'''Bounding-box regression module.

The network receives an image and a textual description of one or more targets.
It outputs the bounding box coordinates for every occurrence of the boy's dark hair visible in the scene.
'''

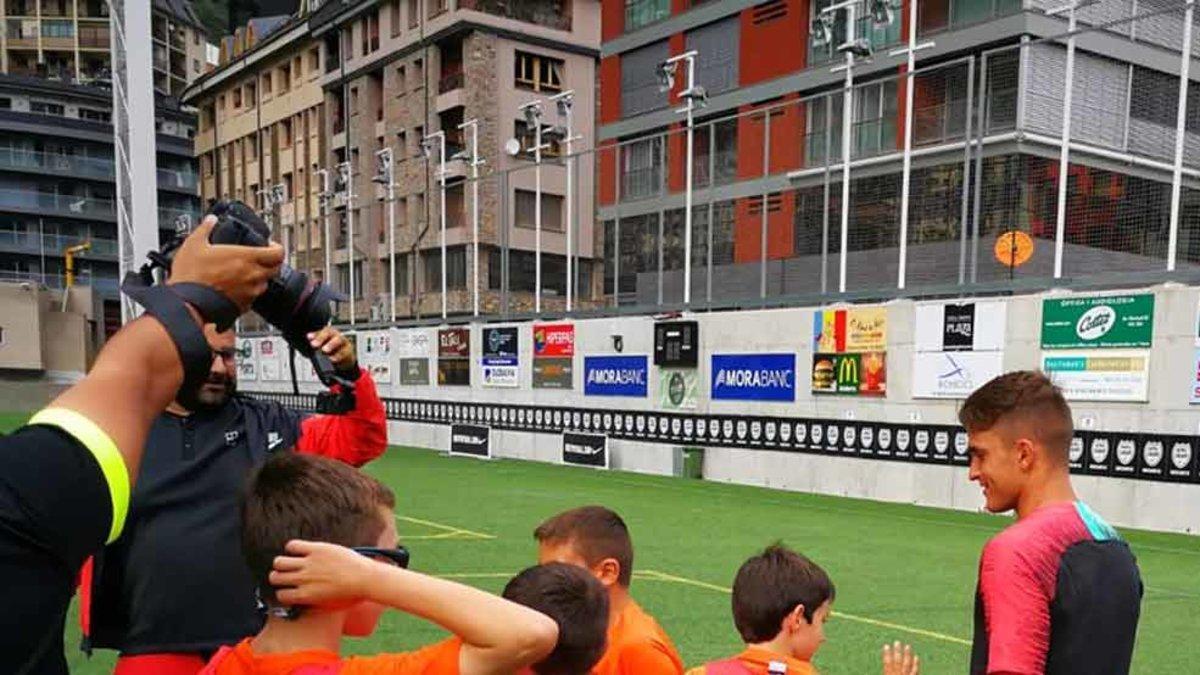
[958,370,1073,462]
[242,452,395,603]
[534,506,634,587]
[503,563,610,675]
[732,544,836,643]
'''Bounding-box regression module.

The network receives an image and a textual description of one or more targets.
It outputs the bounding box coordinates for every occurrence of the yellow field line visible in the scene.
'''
[397,515,496,540]
[439,572,515,579]
[399,532,479,541]
[640,569,971,647]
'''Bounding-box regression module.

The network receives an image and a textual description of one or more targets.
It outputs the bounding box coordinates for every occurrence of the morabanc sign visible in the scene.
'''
[1041,294,1154,350]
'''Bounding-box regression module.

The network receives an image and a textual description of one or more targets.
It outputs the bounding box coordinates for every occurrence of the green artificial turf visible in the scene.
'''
[36,443,1196,674]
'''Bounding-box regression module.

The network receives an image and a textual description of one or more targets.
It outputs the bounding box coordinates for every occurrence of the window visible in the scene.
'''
[408,0,420,28]
[490,250,568,295]
[282,172,294,201]
[809,0,900,65]
[422,247,467,289]
[393,253,410,294]
[369,11,380,51]
[278,65,290,92]
[262,72,272,96]
[391,0,402,36]
[232,87,242,109]
[413,58,424,89]
[245,81,256,106]
[397,129,408,155]
[429,0,448,18]
[218,94,226,111]
[414,191,426,222]
[79,108,110,123]
[625,0,669,32]
[515,51,563,92]
[293,56,302,82]
[350,86,359,115]
[515,190,564,231]
[308,48,320,73]
[395,64,406,93]
[337,263,364,298]
[396,196,408,226]
[193,58,200,74]
[247,133,258,157]
[620,134,664,201]
[202,153,214,176]
[30,101,65,116]
[41,19,74,38]
[0,98,11,110]
[281,119,293,148]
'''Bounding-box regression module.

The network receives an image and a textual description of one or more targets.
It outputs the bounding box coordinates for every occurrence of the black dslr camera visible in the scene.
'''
[140,200,356,413]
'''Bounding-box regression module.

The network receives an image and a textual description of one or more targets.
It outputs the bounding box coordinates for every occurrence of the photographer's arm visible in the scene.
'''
[295,327,388,467]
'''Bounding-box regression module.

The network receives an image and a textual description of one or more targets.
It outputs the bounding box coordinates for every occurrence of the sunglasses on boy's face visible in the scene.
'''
[352,546,410,568]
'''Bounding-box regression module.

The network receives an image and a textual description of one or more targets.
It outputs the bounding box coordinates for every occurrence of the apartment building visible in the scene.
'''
[0,0,207,96]
[0,0,204,339]
[187,0,600,323]
[600,0,1200,305]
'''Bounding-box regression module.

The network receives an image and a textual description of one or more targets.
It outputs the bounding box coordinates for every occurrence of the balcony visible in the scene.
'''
[459,0,571,32]
[0,229,118,259]
[5,19,38,46]
[438,68,464,94]
[0,148,115,180]
[78,26,111,49]
[157,167,199,191]
[0,269,119,293]
[159,206,200,229]
[0,189,114,218]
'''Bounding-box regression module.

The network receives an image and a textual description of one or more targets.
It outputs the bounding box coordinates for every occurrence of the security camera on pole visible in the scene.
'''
[421,131,448,320]
[548,90,581,312]
[454,118,483,317]
[373,147,396,321]
[335,160,356,324]
[315,168,333,285]
[811,0,895,294]
[655,51,705,306]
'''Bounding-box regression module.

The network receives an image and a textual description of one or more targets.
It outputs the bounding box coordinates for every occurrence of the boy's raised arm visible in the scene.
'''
[272,540,558,675]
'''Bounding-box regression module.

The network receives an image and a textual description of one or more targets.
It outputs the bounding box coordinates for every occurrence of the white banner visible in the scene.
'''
[914,300,1007,352]
[358,330,393,383]
[481,364,519,387]
[912,351,1005,399]
[257,337,284,382]
[393,328,432,359]
[1042,350,1150,402]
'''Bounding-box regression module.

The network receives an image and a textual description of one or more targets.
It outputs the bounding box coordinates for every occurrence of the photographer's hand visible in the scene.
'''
[308,326,357,374]
[169,215,284,313]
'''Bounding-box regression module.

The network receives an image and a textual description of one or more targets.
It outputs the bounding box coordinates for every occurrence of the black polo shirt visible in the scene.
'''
[0,413,126,675]
[87,395,304,656]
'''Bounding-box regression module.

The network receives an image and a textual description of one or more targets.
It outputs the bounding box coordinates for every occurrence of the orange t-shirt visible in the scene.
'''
[201,637,462,675]
[683,646,818,675]
[593,600,684,675]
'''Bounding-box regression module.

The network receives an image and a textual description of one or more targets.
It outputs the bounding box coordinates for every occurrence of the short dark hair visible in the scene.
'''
[732,544,835,643]
[242,452,395,603]
[958,370,1073,460]
[503,563,610,675]
[534,506,634,587]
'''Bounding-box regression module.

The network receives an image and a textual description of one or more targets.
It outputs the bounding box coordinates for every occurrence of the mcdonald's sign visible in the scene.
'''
[813,352,886,396]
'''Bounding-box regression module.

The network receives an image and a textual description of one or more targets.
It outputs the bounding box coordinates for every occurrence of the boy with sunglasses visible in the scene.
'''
[201,452,559,675]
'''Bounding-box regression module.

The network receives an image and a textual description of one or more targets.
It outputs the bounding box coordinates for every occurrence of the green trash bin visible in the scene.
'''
[681,447,704,480]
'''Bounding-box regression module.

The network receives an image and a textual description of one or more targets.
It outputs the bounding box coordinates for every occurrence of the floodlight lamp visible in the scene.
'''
[655,61,677,93]
[554,92,575,116]
[521,102,543,128]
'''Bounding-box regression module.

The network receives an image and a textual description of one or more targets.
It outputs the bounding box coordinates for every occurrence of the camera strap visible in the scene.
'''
[119,282,215,410]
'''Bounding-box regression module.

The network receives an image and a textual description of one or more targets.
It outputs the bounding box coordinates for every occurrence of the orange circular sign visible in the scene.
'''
[994,231,1034,268]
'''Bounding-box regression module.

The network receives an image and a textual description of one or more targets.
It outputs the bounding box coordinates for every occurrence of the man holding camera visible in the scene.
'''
[77,272,387,672]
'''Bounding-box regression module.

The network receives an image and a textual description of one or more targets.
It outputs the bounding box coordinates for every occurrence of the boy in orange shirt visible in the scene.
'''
[534,506,684,675]
[686,545,920,675]
[202,452,565,675]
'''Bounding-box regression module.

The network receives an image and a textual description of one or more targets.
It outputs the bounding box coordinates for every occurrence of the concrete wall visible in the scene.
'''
[243,281,1200,534]
[0,283,43,370]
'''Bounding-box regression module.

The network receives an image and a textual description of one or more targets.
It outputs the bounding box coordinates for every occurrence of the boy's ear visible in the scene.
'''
[784,604,808,633]
[594,557,621,588]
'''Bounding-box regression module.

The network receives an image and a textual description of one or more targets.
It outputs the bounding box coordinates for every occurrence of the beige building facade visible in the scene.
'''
[185,0,599,322]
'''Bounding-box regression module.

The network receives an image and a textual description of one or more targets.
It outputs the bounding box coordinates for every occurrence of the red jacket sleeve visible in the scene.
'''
[296,367,388,467]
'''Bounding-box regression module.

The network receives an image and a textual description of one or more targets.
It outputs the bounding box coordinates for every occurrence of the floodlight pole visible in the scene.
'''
[520,100,547,314]
[374,147,396,321]
[890,0,935,289]
[1048,1,1087,279]
[337,160,356,324]
[458,118,481,316]
[659,51,700,305]
[422,131,448,320]
[316,168,331,284]
[549,91,578,312]
[1169,1,1195,271]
